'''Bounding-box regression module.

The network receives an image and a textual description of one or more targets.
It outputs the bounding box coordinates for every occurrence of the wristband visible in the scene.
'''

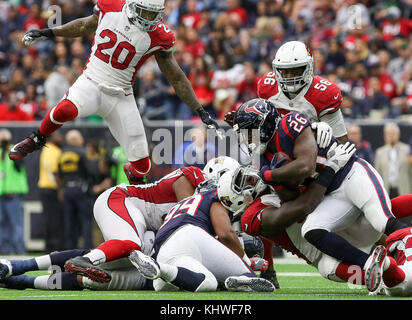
[196,107,208,120]
[314,166,335,188]
[43,28,55,38]
[263,170,273,182]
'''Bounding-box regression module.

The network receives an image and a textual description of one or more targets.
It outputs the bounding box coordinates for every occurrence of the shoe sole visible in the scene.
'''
[129,251,160,280]
[64,261,111,283]
[225,277,275,292]
[365,246,387,292]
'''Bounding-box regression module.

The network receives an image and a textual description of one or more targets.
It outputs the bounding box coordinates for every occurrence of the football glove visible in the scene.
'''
[250,256,269,272]
[325,142,356,173]
[223,110,236,127]
[196,107,224,139]
[22,29,55,46]
[259,153,289,184]
[311,122,332,149]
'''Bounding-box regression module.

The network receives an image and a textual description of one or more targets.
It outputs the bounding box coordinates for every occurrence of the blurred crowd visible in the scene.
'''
[0,0,412,122]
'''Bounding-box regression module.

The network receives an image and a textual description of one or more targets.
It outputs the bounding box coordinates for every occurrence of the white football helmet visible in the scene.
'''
[272,41,313,93]
[217,166,267,216]
[125,0,165,31]
[203,156,240,181]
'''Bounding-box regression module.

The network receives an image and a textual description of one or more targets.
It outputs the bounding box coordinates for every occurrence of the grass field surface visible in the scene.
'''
[0,256,411,301]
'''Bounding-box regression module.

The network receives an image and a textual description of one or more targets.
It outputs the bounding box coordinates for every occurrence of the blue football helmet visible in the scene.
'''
[233,98,281,155]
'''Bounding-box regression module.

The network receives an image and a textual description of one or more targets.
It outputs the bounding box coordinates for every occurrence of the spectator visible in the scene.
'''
[183,28,206,59]
[188,56,215,115]
[346,123,374,165]
[180,0,201,29]
[237,61,259,102]
[174,124,216,169]
[215,0,248,29]
[38,131,65,252]
[381,6,412,42]
[375,123,412,198]
[106,144,130,186]
[0,129,29,254]
[0,91,35,121]
[363,76,399,119]
[58,129,93,249]
[325,39,347,73]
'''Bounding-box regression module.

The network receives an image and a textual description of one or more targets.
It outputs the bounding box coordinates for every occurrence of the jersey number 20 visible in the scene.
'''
[95,29,136,70]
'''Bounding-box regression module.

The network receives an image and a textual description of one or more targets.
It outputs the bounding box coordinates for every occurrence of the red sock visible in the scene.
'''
[336,262,365,285]
[130,157,151,177]
[96,239,141,262]
[260,237,274,266]
[383,256,406,288]
[39,99,78,136]
[391,195,412,219]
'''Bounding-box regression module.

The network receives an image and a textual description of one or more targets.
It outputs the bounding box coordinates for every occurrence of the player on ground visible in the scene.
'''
[232,98,410,292]
[63,157,241,283]
[128,179,274,293]
[0,239,153,291]
[9,0,219,184]
[221,165,407,293]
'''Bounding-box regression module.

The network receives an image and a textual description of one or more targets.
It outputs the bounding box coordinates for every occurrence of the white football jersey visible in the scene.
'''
[257,72,347,138]
[83,0,175,93]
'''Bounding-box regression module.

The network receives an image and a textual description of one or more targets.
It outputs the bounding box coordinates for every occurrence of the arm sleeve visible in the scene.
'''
[319,109,347,138]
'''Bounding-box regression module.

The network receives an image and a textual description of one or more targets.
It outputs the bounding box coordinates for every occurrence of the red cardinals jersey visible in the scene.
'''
[257,72,347,138]
[84,0,176,93]
[240,193,321,265]
[110,166,205,230]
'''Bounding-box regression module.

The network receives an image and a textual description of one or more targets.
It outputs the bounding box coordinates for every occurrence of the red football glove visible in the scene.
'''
[250,256,269,271]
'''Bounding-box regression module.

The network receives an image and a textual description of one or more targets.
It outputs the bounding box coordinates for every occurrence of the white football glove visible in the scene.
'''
[22,29,54,46]
[312,122,333,149]
[325,142,356,173]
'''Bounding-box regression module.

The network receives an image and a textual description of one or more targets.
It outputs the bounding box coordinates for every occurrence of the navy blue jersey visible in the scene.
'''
[154,188,220,254]
[263,112,356,193]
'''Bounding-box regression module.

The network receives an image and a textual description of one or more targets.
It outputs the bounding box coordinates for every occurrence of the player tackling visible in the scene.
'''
[9,0,219,183]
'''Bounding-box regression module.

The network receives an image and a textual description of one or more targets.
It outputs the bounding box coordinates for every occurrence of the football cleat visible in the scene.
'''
[224,275,275,292]
[365,245,387,293]
[8,131,47,161]
[0,259,12,281]
[123,163,147,185]
[64,256,111,283]
[259,269,280,289]
[128,250,160,280]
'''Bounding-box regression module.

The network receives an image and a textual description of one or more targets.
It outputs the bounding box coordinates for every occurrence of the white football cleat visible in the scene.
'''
[224,275,275,292]
[128,250,160,280]
[364,245,387,293]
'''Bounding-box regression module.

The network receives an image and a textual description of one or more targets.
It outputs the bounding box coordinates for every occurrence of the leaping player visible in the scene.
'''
[9,0,219,184]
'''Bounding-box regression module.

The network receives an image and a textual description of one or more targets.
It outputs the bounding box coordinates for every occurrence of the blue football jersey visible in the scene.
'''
[154,188,220,254]
[264,112,356,193]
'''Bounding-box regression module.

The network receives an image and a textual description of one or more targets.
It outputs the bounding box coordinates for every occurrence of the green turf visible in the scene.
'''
[0,263,411,300]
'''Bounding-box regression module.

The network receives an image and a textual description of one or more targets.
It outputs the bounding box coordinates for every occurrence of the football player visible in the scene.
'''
[128,179,274,293]
[63,157,240,283]
[221,164,406,294]
[257,40,347,144]
[0,244,153,291]
[9,0,219,184]
[232,98,411,292]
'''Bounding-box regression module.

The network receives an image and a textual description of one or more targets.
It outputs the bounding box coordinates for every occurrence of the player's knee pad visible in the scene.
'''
[195,274,218,292]
[316,255,343,283]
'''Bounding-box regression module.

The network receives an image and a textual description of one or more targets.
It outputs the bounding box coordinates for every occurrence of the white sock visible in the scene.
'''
[33,275,51,290]
[84,249,106,265]
[158,262,178,282]
[35,255,52,270]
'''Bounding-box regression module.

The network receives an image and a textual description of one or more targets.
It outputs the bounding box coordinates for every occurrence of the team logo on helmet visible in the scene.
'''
[220,196,232,208]
[244,105,265,116]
